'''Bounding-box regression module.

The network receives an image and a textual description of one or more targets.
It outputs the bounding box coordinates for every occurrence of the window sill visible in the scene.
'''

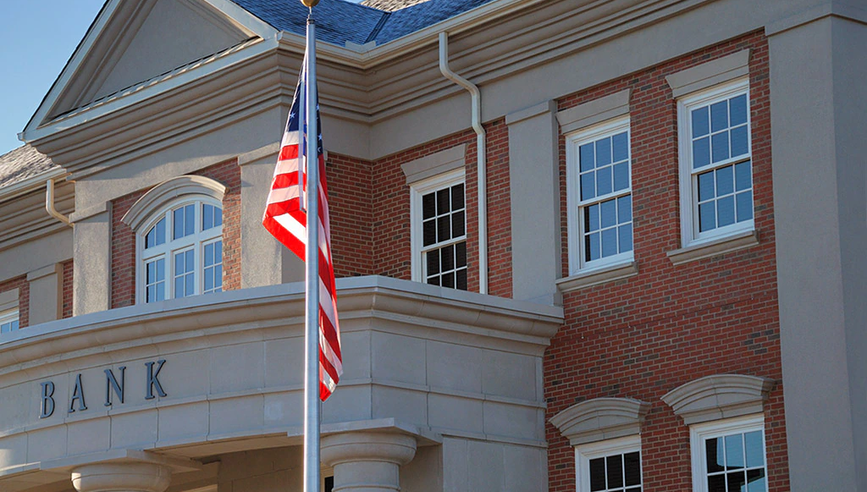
[557,260,638,293]
[667,229,759,265]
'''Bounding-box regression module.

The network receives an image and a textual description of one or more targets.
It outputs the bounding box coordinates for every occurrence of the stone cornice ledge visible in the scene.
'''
[557,261,637,293]
[550,397,650,446]
[667,229,758,265]
[662,374,775,425]
[0,276,563,371]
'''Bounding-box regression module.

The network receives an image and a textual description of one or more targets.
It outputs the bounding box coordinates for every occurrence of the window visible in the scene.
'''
[139,199,223,303]
[0,309,19,334]
[410,169,467,290]
[577,436,642,492]
[678,79,753,245]
[566,117,633,273]
[691,415,766,492]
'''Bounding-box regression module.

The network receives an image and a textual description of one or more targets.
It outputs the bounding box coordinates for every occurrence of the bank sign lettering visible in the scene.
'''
[38,359,167,418]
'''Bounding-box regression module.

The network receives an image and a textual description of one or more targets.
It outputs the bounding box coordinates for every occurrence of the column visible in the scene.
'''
[505,100,561,305]
[321,432,417,492]
[70,203,112,316]
[767,4,867,491]
[72,462,171,492]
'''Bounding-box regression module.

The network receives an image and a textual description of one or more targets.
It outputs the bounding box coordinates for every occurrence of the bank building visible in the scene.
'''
[0,0,865,491]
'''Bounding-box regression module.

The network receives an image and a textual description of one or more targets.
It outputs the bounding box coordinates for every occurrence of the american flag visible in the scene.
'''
[262,56,342,401]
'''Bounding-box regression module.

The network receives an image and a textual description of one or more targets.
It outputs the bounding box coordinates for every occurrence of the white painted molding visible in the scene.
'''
[666,229,759,265]
[550,397,650,445]
[556,89,631,135]
[556,261,638,293]
[401,145,466,185]
[0,289,19,312]
[121,175,227,229]
[665,50,750,98]
[662,374,775,425]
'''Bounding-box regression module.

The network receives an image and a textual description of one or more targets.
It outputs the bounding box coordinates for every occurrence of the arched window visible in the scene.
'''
[122,176,227,304]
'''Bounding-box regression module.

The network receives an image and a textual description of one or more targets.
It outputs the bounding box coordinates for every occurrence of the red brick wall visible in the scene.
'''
[546,32,788,491]
[327,153,374,277]
[0,275,29,328]
[110,159,242,308]
[61,259,73,319]
[371,119,512,296]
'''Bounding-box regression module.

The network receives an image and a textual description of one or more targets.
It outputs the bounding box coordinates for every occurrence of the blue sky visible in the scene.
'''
[0,0,106,156]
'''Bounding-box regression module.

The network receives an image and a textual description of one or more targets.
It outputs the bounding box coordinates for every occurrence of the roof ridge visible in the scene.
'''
[364,12,392,44]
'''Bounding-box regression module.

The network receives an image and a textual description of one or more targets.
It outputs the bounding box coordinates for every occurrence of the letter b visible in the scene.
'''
[40,381,55,419]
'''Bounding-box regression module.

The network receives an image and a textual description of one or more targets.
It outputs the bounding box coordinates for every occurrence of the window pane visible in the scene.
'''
[156,218,165,245]
[607,455,623,488]
[624,452,641,486]
[725,434,744,469]
[614,162,629,191]
[147,285,155,303]
[744,431,764,468]
[451,184,464,210]
[581,173,596,201]
[596,138,612,167]
[453,211,466,238]
[146,228,155,249]
[601,200,617,228]
[746,469,766,492]
[441,246,454,271]
[185,204,195,235]
[735,161,752,191]
[580,143,595,172]
[601,228,617,257]
[693,137,710,169]
[727,471,746,492]
[736,191,753,222]
[730,94,748,126]
[185,250,194,271]
[423,220,436,246]
[214,206,222,227]
[711,100,728,132]
[589,458,606,491]
[712,131,730,163]
[585,204,600,232]
[597,167,613,196]
[731,125,749,157]
[203,204,213,230]
[618,195,632,223]
[214,265,222,288]
[692,106,710,137]
[619,224,633,253]
[205,243,214,266]
[456,241,467,268]
[706,438,725,474]
[423,193,436,219]
[185,274,194,295]
[699,202,716,232]
[437,216,450,243]
[174,208,184,239]
[205,269,214,292]
[708,475,726,492]
[427,276,439,286]
[613,132,629,161]
[215,241,222,262]
[441,272,454,288]
[426,250,440,275]
[716,165,734,196]
[156,282,165,301]
[718,195,735,227]
[175,277,184,298]
[586,232,600,261]
[437,188,450,215]
[698,172,715,202]
[456,268,467,291]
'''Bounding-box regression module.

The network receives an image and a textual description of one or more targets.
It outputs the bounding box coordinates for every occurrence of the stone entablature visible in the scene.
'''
[0,275,562,490]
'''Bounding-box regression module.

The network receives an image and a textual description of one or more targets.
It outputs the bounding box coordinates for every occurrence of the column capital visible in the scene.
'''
[321,431,417,467]
[71,461,171,492]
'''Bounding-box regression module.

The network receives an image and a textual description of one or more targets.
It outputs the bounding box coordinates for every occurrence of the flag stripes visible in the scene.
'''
[262,55,342,401]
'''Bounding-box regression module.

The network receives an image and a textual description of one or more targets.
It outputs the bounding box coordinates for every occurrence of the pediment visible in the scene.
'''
[26,0,275,133]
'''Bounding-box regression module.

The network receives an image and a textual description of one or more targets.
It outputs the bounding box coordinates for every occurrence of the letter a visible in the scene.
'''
[69,374,87,413]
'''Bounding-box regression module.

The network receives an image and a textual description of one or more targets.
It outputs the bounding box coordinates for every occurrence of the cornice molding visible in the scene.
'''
[550,397,650,445]
[662,374,775,425]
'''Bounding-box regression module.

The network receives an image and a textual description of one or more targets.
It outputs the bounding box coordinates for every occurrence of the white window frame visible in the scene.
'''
[0,308,19,334]
[677,78,753,247]
[576,435,642,492]
[409,168,467,287]
[690,414,766,492]
[566,116,633,274]
[136,196,224,304]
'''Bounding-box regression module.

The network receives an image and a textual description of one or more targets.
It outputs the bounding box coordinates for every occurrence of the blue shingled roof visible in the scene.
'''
[230,0,496,46]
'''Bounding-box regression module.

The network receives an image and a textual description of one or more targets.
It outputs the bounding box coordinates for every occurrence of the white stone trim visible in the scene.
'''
[550,397,649,446]
[506,100,557,126]
[122,175,227,230]
[400,145,466,185]
[26,264,62,282]
[665,50,750,98]
[556,260,638,293]
[667,229,759,265]
[69,201,110,223]
[557,89,631,135]
[0,289,19,312]
[662,374,775,425]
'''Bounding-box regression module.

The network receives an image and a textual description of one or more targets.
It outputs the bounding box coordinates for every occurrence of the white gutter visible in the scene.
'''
[438,32,487,295]
[45,178,72,226]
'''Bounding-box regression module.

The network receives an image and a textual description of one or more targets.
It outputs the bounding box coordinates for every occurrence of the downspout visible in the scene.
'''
[438,31,488,295]
[46,178,71,226]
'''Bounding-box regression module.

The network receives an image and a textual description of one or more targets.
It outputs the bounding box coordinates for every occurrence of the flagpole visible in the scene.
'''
[303,9,321,492]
